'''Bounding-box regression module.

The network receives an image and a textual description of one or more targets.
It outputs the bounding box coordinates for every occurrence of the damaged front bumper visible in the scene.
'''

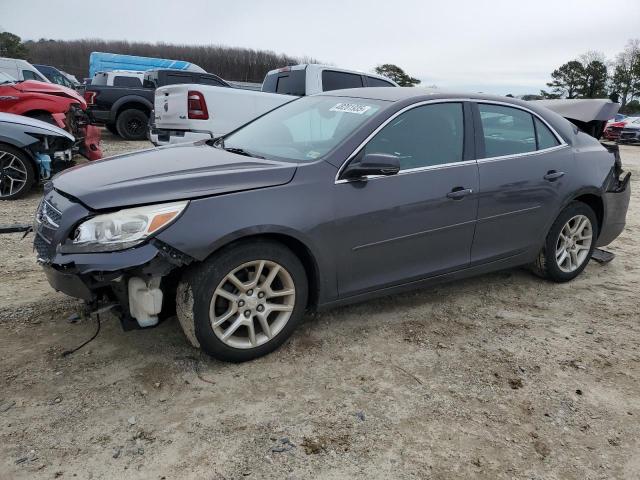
[34,190,191,327]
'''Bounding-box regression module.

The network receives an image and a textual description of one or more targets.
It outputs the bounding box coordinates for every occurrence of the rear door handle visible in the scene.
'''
[447,187,473,200]
[544,170,565,181]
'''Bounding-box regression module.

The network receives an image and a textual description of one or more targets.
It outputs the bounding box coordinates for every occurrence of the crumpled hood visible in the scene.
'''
[12,80,86,107]
[53,142,297,210]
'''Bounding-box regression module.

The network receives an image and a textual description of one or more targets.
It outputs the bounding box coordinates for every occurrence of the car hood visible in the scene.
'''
[53,142,297,210]
[12,80,86,107]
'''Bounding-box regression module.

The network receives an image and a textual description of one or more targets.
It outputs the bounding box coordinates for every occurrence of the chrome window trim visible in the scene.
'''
[334,98,569,184]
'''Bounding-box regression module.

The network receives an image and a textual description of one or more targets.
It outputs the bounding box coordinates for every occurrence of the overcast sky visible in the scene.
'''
[2,0,639,94]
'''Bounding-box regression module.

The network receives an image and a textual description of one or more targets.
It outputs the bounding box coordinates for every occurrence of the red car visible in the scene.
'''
[603,121,626,141]
[0,74,101,160]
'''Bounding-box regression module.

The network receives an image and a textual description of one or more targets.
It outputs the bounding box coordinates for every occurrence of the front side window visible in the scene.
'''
[22,70,41,81]
[222,96,387,162]
[478,104,536,158]
[362,103,464,170]
[322,71,363,92]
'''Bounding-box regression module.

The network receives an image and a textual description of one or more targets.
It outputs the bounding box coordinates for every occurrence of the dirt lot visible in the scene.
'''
[1,132,639,479]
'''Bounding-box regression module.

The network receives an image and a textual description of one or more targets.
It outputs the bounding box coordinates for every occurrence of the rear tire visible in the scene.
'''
[0,144,35,200]
[176,240,308,362]
[531,202,598,282]
[115,109,148,140]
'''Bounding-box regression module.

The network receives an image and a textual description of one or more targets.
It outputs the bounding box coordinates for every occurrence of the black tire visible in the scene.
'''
[531,202,598,282]
[115,109,149,140]
[177,240,308,362]
[105,123,119,136]
[0,144,35,200]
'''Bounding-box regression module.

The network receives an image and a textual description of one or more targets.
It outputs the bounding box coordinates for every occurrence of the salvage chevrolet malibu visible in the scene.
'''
[34,88,631,362]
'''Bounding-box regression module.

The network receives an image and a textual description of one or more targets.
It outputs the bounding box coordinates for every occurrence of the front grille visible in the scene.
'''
[35,199,62,228]
[34,233,56,261]
[34,198,63,261]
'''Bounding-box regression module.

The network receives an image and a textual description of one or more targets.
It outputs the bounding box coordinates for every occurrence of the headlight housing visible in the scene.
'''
[67,201,188,252]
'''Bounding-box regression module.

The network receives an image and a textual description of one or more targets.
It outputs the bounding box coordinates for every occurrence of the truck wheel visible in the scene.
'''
[105,123,119,136]
[176,240,308,362]
[116,109,148,140]
[531,202,598,282]
[0,144,35,200]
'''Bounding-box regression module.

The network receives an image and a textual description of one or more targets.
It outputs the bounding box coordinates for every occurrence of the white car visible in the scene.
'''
[0,57,49,83]
[149,64,398,146]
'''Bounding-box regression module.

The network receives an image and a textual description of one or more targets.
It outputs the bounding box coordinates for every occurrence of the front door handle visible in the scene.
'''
[447,187,473,200]
[544,170,565,181]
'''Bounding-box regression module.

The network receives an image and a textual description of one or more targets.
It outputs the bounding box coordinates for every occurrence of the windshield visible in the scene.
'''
[221,96,388,162]
[0,72,16,85]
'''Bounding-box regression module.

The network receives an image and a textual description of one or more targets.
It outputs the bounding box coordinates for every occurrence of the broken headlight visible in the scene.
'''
[68,201,188,252]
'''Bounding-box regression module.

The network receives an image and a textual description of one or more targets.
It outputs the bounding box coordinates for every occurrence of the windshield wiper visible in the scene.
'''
[223,147,265,159]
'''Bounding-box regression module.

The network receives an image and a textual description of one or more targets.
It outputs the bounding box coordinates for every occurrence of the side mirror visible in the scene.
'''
[342,153,400,180]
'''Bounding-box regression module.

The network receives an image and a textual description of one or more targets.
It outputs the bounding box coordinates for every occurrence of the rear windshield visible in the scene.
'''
[222,96,388,162]
[113,76,142,87]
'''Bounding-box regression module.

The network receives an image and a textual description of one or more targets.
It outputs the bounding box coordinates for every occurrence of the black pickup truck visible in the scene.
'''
[84,69,230,140]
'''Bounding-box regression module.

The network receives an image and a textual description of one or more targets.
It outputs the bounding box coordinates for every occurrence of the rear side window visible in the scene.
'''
[534,117,560,149]
[262,70,306,96]
[366,76,394,87]
[321,70,363,92]
[200,76,226,87]
[478,104,536,158]
[113,76,142,87]
[363,103,464,170]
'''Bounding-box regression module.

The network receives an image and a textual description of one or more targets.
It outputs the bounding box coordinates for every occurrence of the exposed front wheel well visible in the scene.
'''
[201,234,320,309]
[115,102,150,118]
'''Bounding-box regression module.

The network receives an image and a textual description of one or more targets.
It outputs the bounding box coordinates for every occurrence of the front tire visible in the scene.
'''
[176,240,308,362]
[115,109,148,140]
[532,202,598,282]
[0,144,35,200]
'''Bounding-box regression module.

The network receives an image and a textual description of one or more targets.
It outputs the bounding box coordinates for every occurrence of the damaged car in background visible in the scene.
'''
[34,89,630,362]
[0,71,101,163]
[0,112,75,199]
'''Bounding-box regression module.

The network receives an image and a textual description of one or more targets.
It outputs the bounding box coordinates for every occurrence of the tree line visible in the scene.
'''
[539,39,640,113]
[1,33,316,83]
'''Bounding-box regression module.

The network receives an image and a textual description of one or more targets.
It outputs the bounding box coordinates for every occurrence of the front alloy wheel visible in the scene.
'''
[177,240,308,362]
[210,260,296,349]
[0,145,35,200]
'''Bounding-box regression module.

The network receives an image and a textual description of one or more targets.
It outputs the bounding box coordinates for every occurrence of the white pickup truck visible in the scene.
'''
[148,64,398,146]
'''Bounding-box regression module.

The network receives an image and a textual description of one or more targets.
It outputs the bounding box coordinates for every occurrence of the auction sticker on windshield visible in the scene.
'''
[330,103,372,114]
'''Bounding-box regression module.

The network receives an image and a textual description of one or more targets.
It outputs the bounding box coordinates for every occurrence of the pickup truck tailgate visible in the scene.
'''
[154,85,189,129]
[154,84,298,136]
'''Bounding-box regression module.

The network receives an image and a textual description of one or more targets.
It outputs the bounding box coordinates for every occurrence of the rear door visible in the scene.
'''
[333,101,479,296]
[471,102,574,263]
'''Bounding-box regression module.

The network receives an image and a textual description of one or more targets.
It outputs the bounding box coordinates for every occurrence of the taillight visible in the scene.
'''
[84,90,97,105]
[187,91,208,120]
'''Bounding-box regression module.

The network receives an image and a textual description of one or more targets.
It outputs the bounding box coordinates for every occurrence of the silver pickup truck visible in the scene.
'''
[148,64,398,146]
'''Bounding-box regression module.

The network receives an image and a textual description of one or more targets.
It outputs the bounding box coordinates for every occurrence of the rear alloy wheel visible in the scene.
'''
[0,145,35,200]
[177,240,308,362]
[115,109,149,140]
[532,202,598,282]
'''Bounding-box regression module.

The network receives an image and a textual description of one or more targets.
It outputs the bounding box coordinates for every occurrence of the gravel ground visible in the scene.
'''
[0,131,639,479]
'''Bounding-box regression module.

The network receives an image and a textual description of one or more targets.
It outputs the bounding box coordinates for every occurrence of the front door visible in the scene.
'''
[333,101,479,297]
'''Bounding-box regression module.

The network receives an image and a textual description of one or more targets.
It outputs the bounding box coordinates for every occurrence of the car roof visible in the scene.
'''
[316,86,526,104]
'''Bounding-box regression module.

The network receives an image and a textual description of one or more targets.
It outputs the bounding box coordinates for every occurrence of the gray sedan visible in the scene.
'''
[35,88,631,362]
